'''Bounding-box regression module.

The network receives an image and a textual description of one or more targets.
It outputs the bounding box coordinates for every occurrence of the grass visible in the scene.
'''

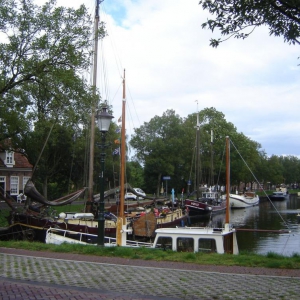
[1,240,300,270]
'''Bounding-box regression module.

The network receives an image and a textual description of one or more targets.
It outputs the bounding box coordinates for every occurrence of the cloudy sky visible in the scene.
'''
[45,0,299,157]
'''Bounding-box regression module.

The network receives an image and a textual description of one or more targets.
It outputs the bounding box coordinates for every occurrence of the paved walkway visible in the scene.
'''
[1,248,300,299]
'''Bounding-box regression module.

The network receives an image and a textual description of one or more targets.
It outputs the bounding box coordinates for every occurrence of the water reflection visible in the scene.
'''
[192,194,300,256]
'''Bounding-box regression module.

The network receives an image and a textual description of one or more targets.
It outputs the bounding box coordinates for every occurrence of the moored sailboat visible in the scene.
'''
[227,191,259,208]
[184,114,226,216]
[222,137,259,209]
[46,137,239,254]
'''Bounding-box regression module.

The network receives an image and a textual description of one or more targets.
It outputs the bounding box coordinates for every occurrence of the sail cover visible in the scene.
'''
[24,180,86,206]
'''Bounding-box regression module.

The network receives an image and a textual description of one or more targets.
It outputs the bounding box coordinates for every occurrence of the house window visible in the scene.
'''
[5,151,14,166]
[0,176,5,198]
[23,176,30,190]
[10,176,19,195]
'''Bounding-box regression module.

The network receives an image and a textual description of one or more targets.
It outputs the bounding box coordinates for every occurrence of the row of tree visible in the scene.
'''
[128,108,300,195]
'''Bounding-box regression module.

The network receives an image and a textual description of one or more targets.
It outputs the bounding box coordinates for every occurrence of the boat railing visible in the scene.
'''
[174,226,211,230]
[46,227,153,247]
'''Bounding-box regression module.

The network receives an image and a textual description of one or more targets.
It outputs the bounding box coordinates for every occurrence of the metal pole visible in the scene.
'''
[98,133,106,246]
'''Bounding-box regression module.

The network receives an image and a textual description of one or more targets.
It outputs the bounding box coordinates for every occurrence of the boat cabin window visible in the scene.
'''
[198,238,217,253]
[177,237,194,252]
[155,236,172,250]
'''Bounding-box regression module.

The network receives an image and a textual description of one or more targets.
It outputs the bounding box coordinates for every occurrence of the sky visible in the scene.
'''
[39,1,300,157]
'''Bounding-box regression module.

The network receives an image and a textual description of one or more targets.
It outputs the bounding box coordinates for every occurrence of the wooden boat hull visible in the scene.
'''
[185,199,211,216]
[132,209,187,237]
[269,192,289,201]
[209,200,227,213]
[10,211,117,241]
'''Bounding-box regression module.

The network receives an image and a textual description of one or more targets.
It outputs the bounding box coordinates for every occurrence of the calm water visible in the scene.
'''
[192,194,300,256]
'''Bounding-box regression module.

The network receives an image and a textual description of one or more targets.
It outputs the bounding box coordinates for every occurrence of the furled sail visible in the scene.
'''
[24,180,86,206]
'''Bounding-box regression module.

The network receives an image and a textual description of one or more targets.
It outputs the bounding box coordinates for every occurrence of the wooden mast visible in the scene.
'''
[225,136,230,225]
[195,113,200,200]
[86,0,100,213]
[117,69,126,246]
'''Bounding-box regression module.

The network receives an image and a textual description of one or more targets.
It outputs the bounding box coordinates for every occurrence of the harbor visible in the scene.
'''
[192,193,300,256]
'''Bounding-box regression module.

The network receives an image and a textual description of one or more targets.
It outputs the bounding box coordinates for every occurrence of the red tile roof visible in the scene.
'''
[14,152,33,168]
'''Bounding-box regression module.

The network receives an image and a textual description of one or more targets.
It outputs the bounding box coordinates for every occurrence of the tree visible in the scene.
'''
[199,0,300,48]
[0,0,105,143]
[24,121,76,199]
[266,155,285,186]
[280,155,300,184]
[126,160,145,190]
[130,110,186,195]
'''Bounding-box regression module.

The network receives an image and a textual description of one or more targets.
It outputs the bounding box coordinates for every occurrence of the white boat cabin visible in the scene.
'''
[152,225,239,254]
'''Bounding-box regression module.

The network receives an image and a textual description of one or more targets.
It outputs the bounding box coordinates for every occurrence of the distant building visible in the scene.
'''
[0,139,33,200]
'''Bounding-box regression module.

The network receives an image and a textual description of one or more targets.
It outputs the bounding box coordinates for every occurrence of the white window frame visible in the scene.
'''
[0,176,6,197]
[10,176,19,195]
[23,176,30,191]
[5,151,14,166]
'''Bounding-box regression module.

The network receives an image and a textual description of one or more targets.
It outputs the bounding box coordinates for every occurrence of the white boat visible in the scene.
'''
[269,186,289,201]
[45,224,238,254]
[227,191,260,208]
[45,228,148,248]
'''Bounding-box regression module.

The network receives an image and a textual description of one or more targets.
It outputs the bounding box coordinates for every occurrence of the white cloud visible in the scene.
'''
[29,1,300,156]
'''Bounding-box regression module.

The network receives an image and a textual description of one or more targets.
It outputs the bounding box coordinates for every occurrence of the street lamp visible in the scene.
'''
[95,106,114,246]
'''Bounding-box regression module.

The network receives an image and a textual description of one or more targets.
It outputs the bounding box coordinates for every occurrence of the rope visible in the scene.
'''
[230,138,291,231]
[31,119,57,178]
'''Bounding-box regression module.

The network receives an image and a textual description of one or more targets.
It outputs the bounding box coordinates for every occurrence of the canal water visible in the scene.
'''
[192,194,300,256]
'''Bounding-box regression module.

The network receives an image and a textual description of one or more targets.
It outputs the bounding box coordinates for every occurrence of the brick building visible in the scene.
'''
[0,141,33,200]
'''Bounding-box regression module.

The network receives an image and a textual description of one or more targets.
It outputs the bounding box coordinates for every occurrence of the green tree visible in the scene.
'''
[229,133,262,190]
[280,155,300,185]
[197,107,238,187]
[126,160,145,190]
[266,155,285,186]
[199,0,300,48]
[0,0,105,143]
[24,121,76,199]
[130,109,185,195]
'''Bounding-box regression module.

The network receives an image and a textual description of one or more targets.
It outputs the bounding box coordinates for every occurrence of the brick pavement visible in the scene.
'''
[1,247,300,299]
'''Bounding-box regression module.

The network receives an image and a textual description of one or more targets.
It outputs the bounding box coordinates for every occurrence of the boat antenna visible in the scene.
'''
[195,100,201,200]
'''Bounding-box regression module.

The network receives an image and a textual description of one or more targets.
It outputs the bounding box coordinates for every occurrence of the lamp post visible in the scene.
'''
[95,106,114,246]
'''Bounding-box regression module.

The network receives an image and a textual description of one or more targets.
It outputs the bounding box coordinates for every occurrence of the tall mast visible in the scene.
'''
[120,69,126,222]
[87,0,101,213]
[195,113,200,200]
[210,129,214,187]
[117,69,126,246]
[225,136,230,224]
